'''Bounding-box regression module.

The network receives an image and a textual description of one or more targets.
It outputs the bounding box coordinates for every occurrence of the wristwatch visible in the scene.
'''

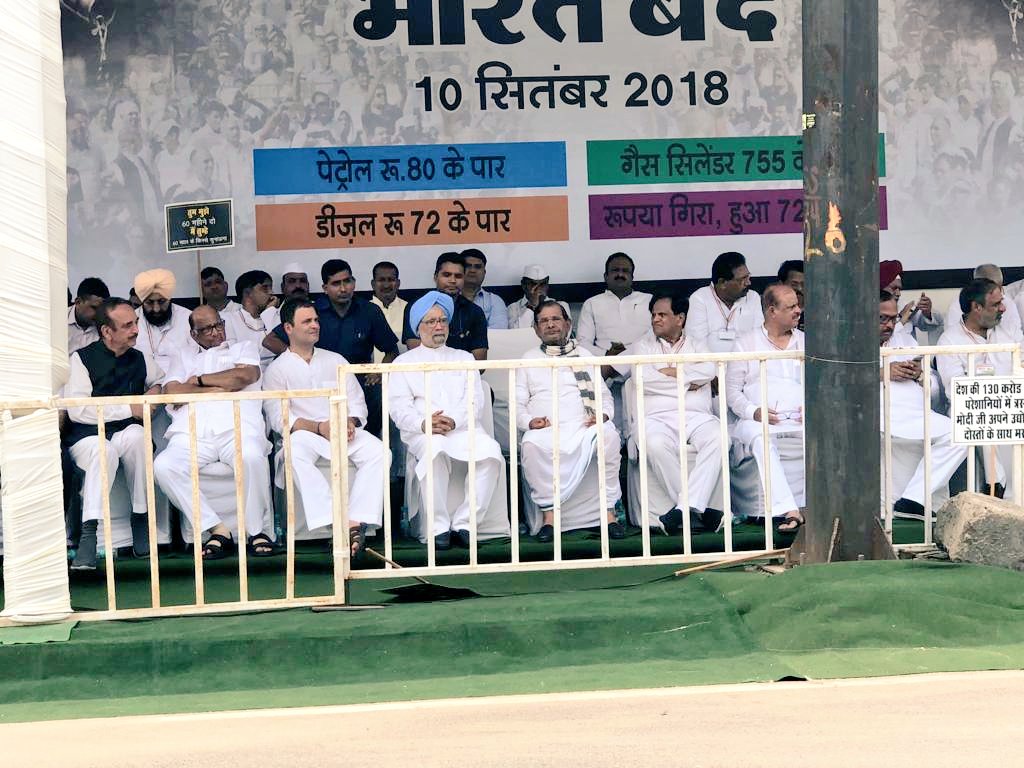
[197,375,205,387]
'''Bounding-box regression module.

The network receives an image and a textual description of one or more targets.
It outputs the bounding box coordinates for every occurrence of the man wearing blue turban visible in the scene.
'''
[389,290,508,551]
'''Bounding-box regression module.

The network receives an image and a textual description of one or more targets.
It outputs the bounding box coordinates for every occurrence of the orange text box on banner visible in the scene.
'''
[256,196,568,251]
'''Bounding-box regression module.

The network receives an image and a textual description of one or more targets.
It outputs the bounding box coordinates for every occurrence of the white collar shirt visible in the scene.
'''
[164,340,264,438]
[687,284,764,353]
[262,347,367,434]
[945,295,1023,342]
[134,303,202,378]
[726,325,804,423]
[936,320,1017,398]
[67,305,99,355]
[576,289,654,355]
[370,295,408,363]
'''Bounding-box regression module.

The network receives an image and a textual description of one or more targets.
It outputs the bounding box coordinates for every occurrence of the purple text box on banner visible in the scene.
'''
[589,188,888,240]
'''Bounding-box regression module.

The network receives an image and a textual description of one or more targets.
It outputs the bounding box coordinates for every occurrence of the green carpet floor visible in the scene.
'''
[5,521,1019,724]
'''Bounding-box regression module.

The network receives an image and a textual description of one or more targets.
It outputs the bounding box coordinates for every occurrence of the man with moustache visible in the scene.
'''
[261,262,310,355]
[66,298,163,570]
[369,261,407,363]
[880,291,967,518]
[688,252,764,353]
[224,270,280,371]
[461,248,508,330]
[68,277,110,355]
[154,305,275,558]
[516,300,623,542]
[200,266,240,314]
[726,284,805,532]
[390,292,507,549]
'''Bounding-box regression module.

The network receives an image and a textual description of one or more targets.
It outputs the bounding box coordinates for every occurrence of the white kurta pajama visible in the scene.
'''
[263,349,386,530]
[625,333,723,516]
[389,344,506,537]
[726,326,805,517]
[936,321,1016,495]
[153,341,272,538]
[686,285,764,353]
[516,346,620,530]
[881,337,967,507]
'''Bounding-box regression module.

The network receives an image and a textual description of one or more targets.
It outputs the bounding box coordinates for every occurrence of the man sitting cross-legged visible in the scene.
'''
[263,298,386,558]
[154,305,275,559]
[517,300,623,542]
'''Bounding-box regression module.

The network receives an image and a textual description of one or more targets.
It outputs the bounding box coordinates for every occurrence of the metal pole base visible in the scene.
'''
[786,516,896,566]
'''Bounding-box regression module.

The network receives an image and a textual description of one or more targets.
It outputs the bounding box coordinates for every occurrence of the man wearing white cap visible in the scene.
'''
[389,291,507,550]
[133,268,200,376]
[507,264,571,330]
[262,263,310,356]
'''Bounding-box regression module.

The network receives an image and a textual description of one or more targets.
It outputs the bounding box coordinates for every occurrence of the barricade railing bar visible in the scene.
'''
[0,343,1016,622]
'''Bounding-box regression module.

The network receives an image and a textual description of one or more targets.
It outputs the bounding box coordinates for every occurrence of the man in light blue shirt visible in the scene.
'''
[462,248,509,330]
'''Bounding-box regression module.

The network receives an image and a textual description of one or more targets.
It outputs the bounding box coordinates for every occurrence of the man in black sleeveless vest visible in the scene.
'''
[66,298,163,570]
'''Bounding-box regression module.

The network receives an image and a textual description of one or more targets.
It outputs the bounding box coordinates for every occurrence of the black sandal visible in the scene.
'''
[777,514,805,534]
[202,533,235,561]
[349,524,367,559]
[247,533,281,558]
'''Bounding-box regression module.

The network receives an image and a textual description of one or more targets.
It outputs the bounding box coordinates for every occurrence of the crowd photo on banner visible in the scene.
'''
[43,0,1024,570]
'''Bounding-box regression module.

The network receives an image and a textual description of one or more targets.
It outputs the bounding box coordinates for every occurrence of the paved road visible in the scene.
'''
[4,671,1022,767]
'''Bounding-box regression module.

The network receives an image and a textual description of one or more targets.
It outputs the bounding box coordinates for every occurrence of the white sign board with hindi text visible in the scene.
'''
[950,377,1024,446]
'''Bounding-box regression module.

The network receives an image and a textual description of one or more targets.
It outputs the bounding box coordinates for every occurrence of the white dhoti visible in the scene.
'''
[284,430,386,529]
[521,422,621,526]
[154,432,271,537]
[645,415,722,513]
[69,425,148,522]
[407,429,504,536]
[731,420,804,517]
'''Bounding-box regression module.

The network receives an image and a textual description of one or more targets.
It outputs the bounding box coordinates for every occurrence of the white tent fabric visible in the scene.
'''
[0,3,73,623]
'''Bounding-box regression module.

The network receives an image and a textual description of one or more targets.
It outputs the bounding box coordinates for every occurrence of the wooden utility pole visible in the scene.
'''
[798,0,888,562]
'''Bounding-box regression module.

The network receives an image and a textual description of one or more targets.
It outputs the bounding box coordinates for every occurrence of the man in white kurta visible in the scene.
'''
[726,285,805,529]
[879,259,944,345]
[880,292,967,517]
[388,291,506,550]
[132,269,201,376]
[263,299,385,555]
[942,264,1023,342]
[506,264,572,330]
[153,306,273,558]
[622,295,724,534]
[223,269,281,371]
[687,252,763,353]
[936,279,1013,497]
[517,300,622,541]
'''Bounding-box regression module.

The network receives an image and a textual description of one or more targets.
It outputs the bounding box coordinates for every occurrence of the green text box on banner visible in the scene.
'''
[587,135,887,186]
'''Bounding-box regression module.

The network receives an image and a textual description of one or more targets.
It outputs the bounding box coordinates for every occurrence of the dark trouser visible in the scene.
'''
[362,378,383,439]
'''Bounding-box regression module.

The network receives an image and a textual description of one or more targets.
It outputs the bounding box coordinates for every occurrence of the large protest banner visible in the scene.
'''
[59,1,1024,292]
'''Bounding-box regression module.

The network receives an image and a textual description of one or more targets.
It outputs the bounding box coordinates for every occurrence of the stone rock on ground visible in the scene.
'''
[936,492,1024,570]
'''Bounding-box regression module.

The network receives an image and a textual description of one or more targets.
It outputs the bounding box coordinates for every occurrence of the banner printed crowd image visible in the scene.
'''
[61,0,1024,291]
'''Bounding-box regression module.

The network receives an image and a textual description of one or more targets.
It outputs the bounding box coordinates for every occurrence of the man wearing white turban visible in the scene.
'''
[389,291,508,550]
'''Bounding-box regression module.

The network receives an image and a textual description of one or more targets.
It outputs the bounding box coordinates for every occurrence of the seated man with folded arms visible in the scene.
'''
[621,294,724,535]
[881,291,968,517]
[726,284,805,532]
[153,305,274,559]
[389,291,505,550]
[263,298,386,557]
[224,269,280,371]
[936,279,1015,497]
[66,298,163,570]
[517,300,623,542]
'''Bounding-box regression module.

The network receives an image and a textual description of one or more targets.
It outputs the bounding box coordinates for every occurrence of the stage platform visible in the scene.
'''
[4,521,1024,724]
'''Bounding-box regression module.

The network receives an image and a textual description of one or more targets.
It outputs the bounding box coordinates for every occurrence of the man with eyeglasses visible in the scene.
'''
[725,283,805,532]
[153,305,276,559]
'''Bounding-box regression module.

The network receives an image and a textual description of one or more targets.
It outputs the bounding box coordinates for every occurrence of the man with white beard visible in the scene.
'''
[881,291,968,517]
[517,300,623,543]
[387,290,507,548]
[726,284,805,532]
[389,292,507,550]
[620,294,724,535]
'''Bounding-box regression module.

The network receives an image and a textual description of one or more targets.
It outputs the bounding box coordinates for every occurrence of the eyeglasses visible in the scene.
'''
[420,317,449,327]
[194,321,225,335]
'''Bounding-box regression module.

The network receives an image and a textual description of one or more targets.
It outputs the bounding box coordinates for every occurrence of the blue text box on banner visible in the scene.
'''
[254,141,567,196]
